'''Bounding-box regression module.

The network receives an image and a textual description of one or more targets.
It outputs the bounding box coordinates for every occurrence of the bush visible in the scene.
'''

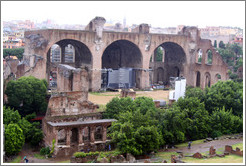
[204,80,243,116]
[210,130,223,139]
[40,147,50,155]
[74,152,87,158]
[74,151,100,158]
[5,76,48,116]
[5,124,25,155]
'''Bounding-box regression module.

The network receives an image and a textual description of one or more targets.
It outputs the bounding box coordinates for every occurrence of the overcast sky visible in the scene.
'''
[1,1,245,28]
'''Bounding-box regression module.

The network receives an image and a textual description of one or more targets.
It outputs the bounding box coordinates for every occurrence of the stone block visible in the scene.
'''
[193,152,203,159]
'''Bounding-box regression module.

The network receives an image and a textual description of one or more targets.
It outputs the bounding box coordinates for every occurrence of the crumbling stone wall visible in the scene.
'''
[225,145,243,156]
[20,17,228,91]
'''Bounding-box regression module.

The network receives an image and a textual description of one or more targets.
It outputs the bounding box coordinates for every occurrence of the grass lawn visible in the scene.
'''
[9,156,22,163]
[183,154,243,163]
[89,92,119,97]
[33,153,46,159]
[175,139,205,148]
[232,142,243,150]
[156,151,179,163]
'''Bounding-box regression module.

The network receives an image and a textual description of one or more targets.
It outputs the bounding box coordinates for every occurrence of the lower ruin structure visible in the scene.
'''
[42,65,116,156]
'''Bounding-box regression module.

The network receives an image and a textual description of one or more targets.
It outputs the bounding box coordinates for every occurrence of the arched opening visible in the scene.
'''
[51,44,61,63]
[83,127,90,142]
[71,128,78,144]
[196,71,201,87]
[57,129,66,145]
[64,44,75,63]
[150,42,186,86]
[197,48,203,64]
[174,66,180,77]
[205,72,211,87]
[215,73,221,82]
[95,126,103,141]
[102,40,142,89]
[46,39,92,90]
[206,49,213,65]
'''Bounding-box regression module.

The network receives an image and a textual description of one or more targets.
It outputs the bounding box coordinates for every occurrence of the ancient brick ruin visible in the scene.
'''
[42,65,116,156]
[16,16,228,91]
[225,145,243,156]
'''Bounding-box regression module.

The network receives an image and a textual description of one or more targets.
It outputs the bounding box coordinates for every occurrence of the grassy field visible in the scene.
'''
[33,153,46,159]
[157,141,243,163]
[9,156,22,163]
[183,154,243,163]
[232,142,243,150]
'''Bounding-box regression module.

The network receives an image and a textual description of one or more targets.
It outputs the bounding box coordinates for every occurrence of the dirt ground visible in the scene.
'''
[88,90,170,105]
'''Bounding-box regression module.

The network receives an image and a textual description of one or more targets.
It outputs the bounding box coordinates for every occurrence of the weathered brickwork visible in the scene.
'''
[19,17,228,91]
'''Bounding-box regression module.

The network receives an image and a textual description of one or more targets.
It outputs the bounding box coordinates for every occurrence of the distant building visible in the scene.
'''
[3,39,24,49]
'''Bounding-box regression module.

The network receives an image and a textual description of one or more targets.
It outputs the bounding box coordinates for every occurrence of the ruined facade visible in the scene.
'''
[17,17,228,91]
[42,66,116,156]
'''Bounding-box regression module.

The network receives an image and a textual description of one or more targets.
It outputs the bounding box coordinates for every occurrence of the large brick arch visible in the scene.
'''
[149,41,187,85]
[20,27,228,91]
[101,39,143,69]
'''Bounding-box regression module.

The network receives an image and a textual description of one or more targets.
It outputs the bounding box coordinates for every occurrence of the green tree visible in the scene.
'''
[103,97,135,119]
[174,97,211,140]
[133,97,156,115]
[3,48,24,61]
[3,106,21,125]
[229,43,243,56]
[5,124,25,155]
[5,76,48,116]
[109,110,163,155]
[210,107,243,137]
[219,41,226,49]
[204,80,243,116]
[158,108,187,145]
[213,40,217,48]
[155,47,163,62]
[185,87,205,102]
[103,96,156,119]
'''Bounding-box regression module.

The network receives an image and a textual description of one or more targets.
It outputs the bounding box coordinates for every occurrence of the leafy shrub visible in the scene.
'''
[74,152,87,158]
[5,124,25,155]
[49,139,56,156]
[210,130,223,139]
[74,151,100,158]
[40,147,50,155]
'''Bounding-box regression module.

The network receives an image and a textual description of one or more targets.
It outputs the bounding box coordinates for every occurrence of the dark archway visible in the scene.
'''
[71,128,78,144]
[196,71,201,87]
[150,42,186,85]
[46,39,92,90]
[205,72,211,87]
[102,40,142,89]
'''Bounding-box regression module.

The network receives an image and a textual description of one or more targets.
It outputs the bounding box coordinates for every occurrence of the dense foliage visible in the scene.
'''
[104,80,243,155]
[5,76,48,116]
[109,110,162,155]
[5,124,25,155]
[3,106,43,152]
[103,96,155,119]
[217,43,243,80]
[204,80,243,116]
[3,48,24,61]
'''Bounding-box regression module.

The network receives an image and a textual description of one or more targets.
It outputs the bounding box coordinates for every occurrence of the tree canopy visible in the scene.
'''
[3,106,44,149]
[5,76,48,116]
[5,124,25,155]
[3,48,24,61]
